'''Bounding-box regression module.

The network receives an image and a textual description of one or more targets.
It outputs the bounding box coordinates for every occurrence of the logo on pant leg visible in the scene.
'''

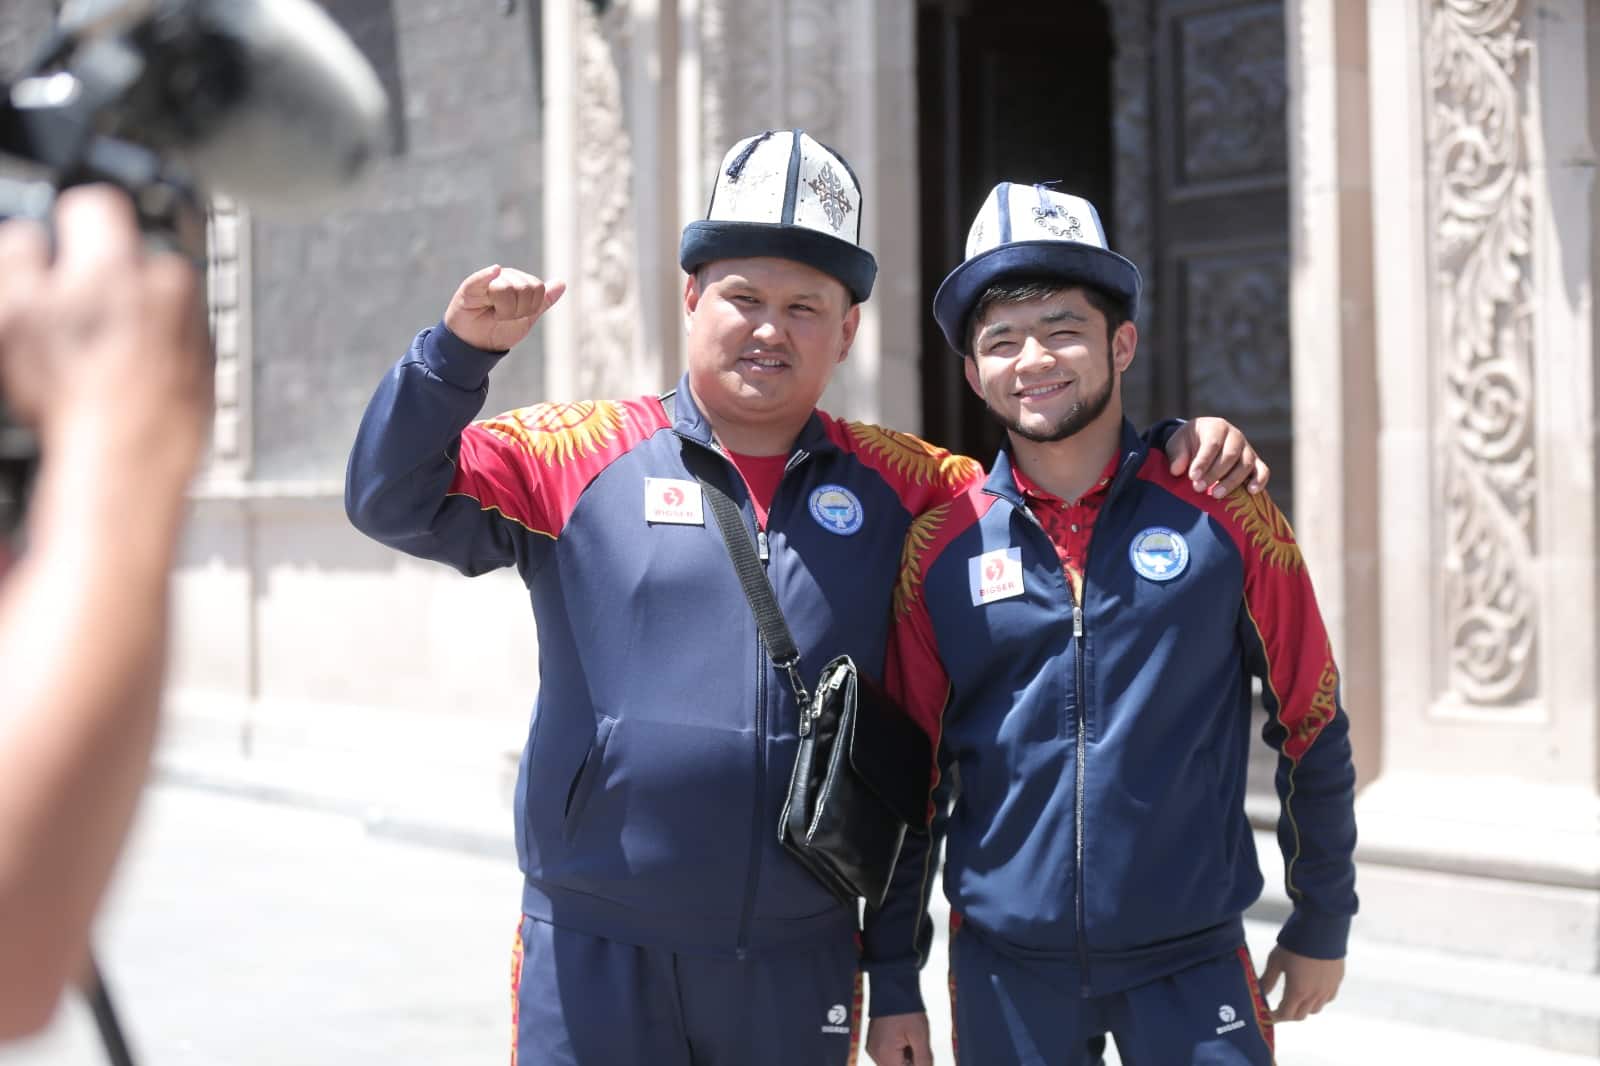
[1216,1003,1247,1035]
[821,1003,851,1035]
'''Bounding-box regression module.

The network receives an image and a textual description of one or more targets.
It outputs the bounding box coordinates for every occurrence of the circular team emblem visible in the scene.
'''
[809,485,864,535]
[1129,527,1189,581]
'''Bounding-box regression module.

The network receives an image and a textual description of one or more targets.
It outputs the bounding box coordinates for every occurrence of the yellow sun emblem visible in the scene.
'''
[894,504,949,617]
[847,423,982,489]
[1224,488,1303,572]
[479,401,625,467]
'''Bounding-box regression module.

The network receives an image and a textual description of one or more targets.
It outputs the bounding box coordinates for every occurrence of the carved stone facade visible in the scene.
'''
[699,0,846,154]
[570,1,640,398]
[1427,0,1537,707]
[205,200,251,482]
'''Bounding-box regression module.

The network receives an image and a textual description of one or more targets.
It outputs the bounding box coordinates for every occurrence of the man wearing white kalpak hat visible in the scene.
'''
[865,183,1357,1066]
[347,135,1268,1064]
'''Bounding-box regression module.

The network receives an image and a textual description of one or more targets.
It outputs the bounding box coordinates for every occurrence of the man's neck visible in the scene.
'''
[689,390,810,457]
[1008,410,1124,503]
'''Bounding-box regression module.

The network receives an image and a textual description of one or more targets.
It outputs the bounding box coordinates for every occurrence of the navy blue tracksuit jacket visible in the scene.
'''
[880,422,1358,1001]
[345,324,980,1011]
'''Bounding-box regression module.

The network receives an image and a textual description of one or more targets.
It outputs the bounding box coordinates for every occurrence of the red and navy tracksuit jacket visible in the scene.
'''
[876,420,1358,1003]
[344,323,981,970]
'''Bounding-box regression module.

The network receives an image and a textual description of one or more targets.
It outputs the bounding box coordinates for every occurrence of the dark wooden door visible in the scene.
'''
[1150,0,1293,515]
[916,0,1291,515]
[916,0,1114,461]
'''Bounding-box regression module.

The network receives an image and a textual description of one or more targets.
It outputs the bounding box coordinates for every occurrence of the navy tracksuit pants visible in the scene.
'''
[948,919,1276,1066]
[510,915,861,1065]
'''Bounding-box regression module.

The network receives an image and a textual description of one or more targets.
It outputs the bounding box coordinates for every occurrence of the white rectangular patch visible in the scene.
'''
[969,547,1025,605]
[644,478,705,525]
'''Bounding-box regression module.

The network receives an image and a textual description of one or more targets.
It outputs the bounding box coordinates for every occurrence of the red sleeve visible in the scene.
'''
[887,503,958,744]
[821,418,984,518]
[1154,466,1340,761]
[449,397,672,540]
[1218,488,1340,762]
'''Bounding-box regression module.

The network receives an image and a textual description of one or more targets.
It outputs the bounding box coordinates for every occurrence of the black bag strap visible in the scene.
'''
[675,429,813,722]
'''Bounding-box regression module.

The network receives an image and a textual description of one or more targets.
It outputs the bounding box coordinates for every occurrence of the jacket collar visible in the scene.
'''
[984,418,1150,508]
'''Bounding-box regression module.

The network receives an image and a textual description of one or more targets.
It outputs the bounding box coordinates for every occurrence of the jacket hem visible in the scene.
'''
[520,878,856,959]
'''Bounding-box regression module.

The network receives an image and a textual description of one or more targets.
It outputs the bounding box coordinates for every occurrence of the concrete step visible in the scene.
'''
[1246,831,1600,1058]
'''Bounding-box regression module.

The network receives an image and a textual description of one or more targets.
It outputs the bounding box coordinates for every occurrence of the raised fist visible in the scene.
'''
[442,265,566,353]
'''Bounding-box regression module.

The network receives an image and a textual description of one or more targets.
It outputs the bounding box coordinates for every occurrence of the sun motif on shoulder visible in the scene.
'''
[479,401,625,466]
[1224,488,1303,572]
[895,504,950,617]
[847,422,982,489]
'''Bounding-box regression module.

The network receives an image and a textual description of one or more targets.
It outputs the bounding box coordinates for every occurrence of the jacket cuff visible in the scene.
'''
[1145,416,1186,450]
[866,964,926,1018]
[1278,906,1351,960]
[420,322,506,391]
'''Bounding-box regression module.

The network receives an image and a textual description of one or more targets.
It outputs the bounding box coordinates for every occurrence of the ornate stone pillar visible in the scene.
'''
[1284,0,1381,785]
[1362,0,1599,984]
[542,0,678,401]
[206,199,253,483]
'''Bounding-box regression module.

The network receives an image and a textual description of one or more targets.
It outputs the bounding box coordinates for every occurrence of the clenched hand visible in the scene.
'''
[443,264,566,352]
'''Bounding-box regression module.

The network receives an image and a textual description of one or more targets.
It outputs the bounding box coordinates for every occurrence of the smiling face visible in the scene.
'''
[963,284,1136,444]
[683,257,860,454]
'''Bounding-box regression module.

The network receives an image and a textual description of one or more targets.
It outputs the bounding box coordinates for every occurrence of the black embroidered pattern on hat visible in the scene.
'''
[807,164,855,232]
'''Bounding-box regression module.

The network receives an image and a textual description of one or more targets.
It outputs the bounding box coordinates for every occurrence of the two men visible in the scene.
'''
[346,131,1266,1064]
[867,184,1357,1065]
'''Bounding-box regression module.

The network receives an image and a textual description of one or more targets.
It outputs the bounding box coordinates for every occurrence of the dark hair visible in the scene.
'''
[963,276,1131,355]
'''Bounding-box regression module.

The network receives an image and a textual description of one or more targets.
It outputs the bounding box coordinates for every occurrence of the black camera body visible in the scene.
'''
[0,0,391,536]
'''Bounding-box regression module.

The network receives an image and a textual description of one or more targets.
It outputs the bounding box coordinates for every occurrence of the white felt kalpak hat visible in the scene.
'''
[933,183,1142,354]
[679,129,877,303]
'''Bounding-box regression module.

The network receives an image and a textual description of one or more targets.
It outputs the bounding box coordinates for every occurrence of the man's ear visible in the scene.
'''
[1112,320,1138,374]
[962,355,983,397]
[836,303,861,363]
[683,273,701,333]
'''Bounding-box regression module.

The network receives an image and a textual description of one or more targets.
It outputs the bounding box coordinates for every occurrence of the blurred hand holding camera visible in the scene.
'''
[0,185,211,510]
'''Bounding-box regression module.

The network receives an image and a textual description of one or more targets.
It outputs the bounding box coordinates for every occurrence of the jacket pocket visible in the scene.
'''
[563,715,617,841]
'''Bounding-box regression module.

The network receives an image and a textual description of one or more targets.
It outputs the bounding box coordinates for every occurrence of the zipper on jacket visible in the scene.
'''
[734,637,769,958]
[732,447,814,956]
[1016,501,1093,994]
[1073,596,1090,995]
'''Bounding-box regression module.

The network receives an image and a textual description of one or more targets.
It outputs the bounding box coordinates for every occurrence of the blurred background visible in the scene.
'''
[1,0,1597,1061]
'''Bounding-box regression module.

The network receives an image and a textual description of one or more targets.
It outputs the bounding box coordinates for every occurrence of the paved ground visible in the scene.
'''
[3,784,1595,1065]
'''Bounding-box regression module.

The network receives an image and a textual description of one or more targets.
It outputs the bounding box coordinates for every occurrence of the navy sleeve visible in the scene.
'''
[345,324,550,579]
[861,752,954,1017]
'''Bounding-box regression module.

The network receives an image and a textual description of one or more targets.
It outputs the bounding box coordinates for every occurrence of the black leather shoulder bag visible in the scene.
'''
[683,441,932,909]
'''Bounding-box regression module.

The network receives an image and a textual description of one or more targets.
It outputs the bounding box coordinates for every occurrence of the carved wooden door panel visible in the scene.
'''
[1147,0,1291,811]
[1150,0,1293,518]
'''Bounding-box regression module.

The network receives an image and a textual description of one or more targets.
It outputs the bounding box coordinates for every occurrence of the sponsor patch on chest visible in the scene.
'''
[969,547,1025,605]
[644,478,705,525]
